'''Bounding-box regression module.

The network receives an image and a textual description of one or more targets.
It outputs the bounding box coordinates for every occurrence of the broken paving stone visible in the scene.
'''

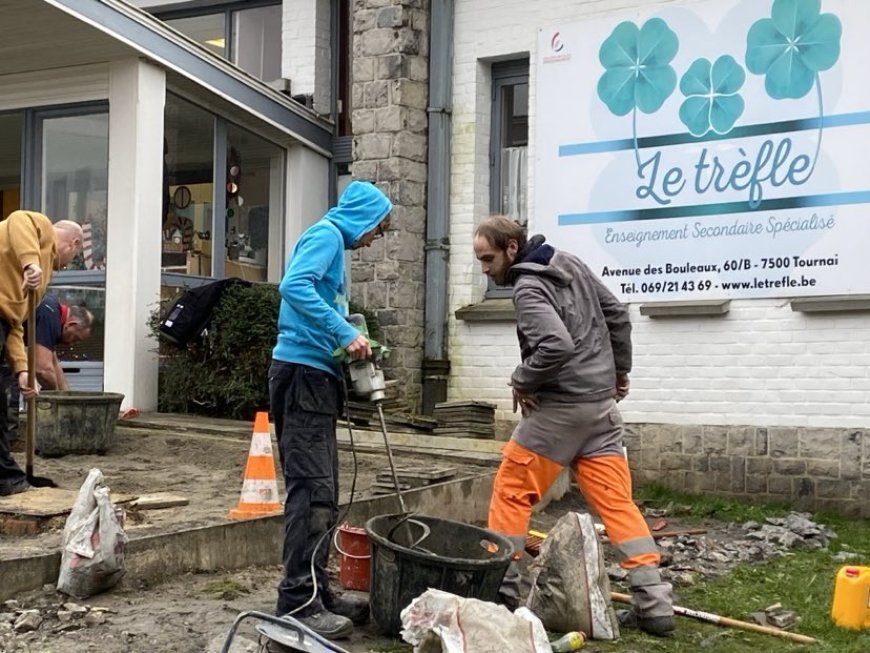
[0,612,15,624]
[55,621,84,633]
[832,550,861,562]
[767,610,798,629]
[57,610,72,622]
[85,611,107,627]
[13,610,43,632]
[63,602,88,616]
[3,600,20,611]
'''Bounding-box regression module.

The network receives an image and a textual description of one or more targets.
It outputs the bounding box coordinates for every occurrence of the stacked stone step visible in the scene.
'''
[370,465,457,495]
[432,401,496,439]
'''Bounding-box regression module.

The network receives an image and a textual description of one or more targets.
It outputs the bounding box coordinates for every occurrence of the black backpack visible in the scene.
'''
[159,278,250,346]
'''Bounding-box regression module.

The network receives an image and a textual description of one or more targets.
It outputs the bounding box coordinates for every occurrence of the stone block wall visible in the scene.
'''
[624,423,870,518]
[351,0,430,410]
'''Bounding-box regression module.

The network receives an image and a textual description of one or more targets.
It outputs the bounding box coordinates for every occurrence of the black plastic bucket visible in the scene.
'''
[364,513,514,635]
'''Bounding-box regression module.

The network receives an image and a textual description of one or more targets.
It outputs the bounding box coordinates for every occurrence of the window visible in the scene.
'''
[487,59,529,297]
[163,93,283,282]
[158,1,282,84]
[163,95,214,272]
[490,59,529,225]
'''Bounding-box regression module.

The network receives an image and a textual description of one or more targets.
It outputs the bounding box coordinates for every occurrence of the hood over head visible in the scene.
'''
[325,181,392,247]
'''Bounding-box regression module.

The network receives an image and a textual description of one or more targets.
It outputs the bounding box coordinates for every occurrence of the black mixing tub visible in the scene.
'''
[364,513,514,635]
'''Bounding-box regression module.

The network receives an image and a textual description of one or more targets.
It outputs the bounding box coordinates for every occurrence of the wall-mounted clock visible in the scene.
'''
[174,185,192,209]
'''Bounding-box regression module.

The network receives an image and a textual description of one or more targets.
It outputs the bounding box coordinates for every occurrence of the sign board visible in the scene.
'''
[535,0,868,301]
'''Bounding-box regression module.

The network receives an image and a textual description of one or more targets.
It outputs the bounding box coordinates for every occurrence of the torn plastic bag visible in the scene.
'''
[57,468,128,599]
[526,511,619,640]
[400,588,551,653]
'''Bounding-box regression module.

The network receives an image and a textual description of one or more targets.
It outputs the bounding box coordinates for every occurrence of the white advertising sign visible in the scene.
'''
[535,0,869,301]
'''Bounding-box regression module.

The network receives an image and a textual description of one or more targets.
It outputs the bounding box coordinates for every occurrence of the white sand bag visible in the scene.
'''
[400,588,551,653]
[526,511,619,640]
[57,468,128,599]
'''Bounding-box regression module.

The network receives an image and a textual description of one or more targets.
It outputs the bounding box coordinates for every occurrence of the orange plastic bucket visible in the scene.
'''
[335,523,372,591]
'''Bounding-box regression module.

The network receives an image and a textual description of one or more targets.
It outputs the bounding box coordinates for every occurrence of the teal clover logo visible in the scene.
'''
[679,55,745,137]
[745,0,842,100]
[598,18,679,171]
[597,18,679,116]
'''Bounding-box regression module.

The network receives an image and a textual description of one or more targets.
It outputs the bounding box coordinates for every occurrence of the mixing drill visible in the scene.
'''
[340,313,388,403]
[334,314,408,515]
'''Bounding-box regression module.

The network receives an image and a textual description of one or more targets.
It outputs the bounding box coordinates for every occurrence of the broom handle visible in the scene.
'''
[26,290,36,476]
[610,592,817,645]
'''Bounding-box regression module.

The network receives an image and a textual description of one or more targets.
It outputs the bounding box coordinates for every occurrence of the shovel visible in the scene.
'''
[25,290,57,488]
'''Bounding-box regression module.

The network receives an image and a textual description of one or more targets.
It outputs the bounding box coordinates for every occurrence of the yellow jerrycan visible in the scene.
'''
[831,566,870,630]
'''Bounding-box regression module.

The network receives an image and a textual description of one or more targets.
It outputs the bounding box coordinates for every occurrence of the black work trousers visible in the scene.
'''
[269,360,342,617]
[0,319,26,491]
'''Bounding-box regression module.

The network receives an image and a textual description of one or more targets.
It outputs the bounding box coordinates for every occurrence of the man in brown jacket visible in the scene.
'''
[0,211,82,495]
[473,215,674,637]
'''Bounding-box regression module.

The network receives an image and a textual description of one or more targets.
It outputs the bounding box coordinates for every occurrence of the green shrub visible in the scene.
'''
[155,282,380,421]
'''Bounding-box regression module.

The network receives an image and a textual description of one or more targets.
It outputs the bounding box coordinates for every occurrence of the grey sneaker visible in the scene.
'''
[294,608,353,639]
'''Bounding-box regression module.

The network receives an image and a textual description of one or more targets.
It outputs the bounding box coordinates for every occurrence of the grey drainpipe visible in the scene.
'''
[328,0,339,204]
[421,0,455,414]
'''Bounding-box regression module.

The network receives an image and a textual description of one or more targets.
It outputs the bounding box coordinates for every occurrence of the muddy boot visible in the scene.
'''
[495,535,527,611]
[323,591,369,625]
[629,573,675,637]
[293,608,353,640]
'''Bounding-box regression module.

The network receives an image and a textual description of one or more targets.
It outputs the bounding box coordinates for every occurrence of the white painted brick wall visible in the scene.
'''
[283,0,331,114]
[447,0,870,429]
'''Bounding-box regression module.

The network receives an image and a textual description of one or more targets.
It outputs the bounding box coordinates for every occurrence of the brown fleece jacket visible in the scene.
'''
[0,210,57,373]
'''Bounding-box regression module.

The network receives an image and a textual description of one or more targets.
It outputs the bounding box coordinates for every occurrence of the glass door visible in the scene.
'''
[25,104,109,389]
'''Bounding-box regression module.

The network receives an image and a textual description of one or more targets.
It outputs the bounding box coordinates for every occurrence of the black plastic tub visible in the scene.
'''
[364,513,514,635]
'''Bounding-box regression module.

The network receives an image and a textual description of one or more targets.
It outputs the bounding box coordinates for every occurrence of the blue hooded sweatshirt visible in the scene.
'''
[272,181,392,375]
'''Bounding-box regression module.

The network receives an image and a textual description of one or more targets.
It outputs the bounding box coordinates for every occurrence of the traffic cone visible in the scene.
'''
[229,411,283,519]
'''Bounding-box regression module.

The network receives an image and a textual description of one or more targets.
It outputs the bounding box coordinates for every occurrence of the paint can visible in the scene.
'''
[334,523,371,591]
[831,565,870,630]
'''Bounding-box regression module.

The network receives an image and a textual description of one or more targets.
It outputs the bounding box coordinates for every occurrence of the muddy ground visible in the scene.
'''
[0,420,489,559]
[1,420,813,652]
[0,418,497,652]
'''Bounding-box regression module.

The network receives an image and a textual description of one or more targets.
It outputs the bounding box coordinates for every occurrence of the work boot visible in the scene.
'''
[630,579,675,638]
[323,591,369,625]
[638,614,675,637]
[617,607,675,637]
[0,479,32,496]
[293,608,353,640]
[495,535,528,611]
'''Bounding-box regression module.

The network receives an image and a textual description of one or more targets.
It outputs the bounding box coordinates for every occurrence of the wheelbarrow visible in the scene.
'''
[220,610,351,653]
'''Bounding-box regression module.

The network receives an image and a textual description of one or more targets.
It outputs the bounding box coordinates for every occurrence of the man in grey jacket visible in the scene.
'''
[473,215,674,637]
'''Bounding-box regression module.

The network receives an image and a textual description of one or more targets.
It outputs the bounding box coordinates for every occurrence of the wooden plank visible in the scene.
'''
[129,493,189,510]
[0,487,136,518]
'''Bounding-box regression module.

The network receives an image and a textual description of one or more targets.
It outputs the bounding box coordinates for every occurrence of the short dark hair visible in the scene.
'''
[473,215,527,252]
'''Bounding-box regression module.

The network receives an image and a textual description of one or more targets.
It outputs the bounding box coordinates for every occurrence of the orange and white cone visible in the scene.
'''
[229,411,283,519]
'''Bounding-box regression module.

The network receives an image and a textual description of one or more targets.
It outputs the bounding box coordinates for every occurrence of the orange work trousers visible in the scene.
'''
[488,440,659,571]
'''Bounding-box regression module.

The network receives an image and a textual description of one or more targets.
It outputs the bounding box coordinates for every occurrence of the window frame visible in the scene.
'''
[153,0,281,67]
[487,58,529,298]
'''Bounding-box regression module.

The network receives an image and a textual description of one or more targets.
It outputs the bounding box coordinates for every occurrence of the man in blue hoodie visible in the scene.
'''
[268,180,392,640]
